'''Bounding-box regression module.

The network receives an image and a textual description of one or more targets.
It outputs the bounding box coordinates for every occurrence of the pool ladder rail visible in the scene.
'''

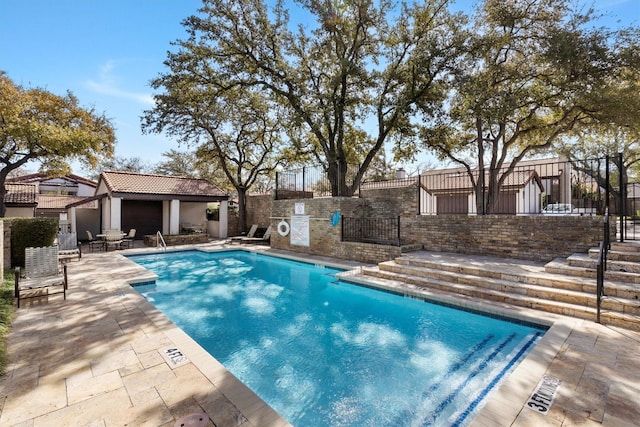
[156,231,167,251]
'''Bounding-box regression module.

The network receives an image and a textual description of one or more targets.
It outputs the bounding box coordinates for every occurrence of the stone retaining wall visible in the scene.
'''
[267,194,611,263]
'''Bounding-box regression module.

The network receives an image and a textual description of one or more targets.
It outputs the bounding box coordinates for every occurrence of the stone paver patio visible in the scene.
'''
[1,241,639,426]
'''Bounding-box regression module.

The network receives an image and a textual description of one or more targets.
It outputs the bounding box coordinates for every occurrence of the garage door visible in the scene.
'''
[121,200,162,239]
[437,193,468,214]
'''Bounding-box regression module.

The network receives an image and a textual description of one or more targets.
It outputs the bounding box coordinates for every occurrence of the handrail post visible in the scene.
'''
[620,152,625,242]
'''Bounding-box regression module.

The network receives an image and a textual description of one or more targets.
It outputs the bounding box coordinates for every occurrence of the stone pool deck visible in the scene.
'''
[0,241,639,426]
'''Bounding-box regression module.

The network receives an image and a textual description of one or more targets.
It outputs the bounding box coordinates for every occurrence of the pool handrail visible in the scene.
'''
[157,231,167,251]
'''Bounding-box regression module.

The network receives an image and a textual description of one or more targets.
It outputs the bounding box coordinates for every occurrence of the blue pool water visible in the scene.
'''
[130,250,546,427]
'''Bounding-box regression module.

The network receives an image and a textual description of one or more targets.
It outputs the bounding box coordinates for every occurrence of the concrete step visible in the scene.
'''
[545,258,640,293]
[569,252,640,274]
[396,255,594,292]
[611,241,640,253]
[589,247,640,263]
[378,261,597,307]
[358,265,640,331]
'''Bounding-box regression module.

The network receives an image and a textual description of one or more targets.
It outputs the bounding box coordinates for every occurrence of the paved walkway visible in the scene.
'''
[1,242,639,426]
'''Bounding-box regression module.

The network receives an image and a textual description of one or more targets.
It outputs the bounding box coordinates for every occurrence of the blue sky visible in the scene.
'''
[1,0,638,175]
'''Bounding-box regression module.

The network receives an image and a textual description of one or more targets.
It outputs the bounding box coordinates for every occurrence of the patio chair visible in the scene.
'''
[15,246,68,308]
[86,230,104,252]
[104,230,124,251]
[239,225,272,244]
[229,224,258,244]
[121,228,136,248]
[57,232,81,262]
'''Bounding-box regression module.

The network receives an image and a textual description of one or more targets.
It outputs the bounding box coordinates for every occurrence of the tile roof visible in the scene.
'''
[7,172,97,188]
[37,195,98,210]
[100,171,227,198]
[421,169,543,193]
[5,183,37,205]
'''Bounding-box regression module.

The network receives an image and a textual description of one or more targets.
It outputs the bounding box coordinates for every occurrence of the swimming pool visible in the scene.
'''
[130,250,546,426]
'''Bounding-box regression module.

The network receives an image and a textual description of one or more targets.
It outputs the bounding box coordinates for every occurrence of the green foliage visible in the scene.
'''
[421,0,640,214]
[0,269,16,376]
[0,73,116,216]
[9,217,58,267]
[144,0,462,198]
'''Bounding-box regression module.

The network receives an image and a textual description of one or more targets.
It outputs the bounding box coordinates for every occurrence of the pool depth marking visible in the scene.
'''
[526,375,561,415]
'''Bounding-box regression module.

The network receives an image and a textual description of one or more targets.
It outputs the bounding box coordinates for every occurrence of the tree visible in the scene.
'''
[83,155,152,181]
[421,0,640,214]
[0,73,115,216]
[158,0,461,196]
[152,149,199,177]
[143,79,285,231]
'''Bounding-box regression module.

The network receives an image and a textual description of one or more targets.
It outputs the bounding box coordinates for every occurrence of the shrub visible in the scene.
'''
[9,217,58,267]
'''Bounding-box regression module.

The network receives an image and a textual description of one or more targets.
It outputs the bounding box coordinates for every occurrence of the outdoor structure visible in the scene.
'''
[4,183,38,217]
[418,158,573,215]
[6,173,99,232]
[76,171,230,239]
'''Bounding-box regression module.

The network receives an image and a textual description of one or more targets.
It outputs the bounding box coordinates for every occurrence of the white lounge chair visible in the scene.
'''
[15,246,68,308]
[57,232,81,262]
[229,224,258,244]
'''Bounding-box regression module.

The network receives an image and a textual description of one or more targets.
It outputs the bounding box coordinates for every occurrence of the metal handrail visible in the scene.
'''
[156,231,167,251]
[596,208,610,324]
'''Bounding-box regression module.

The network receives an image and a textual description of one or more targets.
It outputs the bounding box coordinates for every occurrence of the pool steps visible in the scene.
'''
[355,244,640,331]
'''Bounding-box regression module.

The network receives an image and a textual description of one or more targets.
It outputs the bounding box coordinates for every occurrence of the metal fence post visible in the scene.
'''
[620,152,625,242]
[417,174,421,215]
[302,166,306,194]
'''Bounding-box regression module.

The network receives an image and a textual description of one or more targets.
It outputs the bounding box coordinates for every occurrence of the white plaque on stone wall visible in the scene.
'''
[290,215,310,247]
[294,202,305,215]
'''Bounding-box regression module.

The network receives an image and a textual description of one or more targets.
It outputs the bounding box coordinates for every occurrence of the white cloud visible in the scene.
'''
[86,59,155,106]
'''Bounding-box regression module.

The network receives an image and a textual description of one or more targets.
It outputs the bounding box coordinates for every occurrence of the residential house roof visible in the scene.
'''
[421,169,544,194]
[97,171,228,202]
[38,195,98,211]
[7,172,97,188]
[4,183,37,206]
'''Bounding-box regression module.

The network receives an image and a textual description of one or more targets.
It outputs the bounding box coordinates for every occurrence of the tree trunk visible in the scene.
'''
[0,174,8,218]
[327,160,352,197]
[237,188,247,234]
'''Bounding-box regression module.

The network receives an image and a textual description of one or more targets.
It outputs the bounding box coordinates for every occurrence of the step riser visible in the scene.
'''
[396,258,584,290]
[567,257,640,274]
[376,266,640,315]
[362,268,640,330]
[546,263,640,287]
[363,268,600,320]
[379,263,597,307]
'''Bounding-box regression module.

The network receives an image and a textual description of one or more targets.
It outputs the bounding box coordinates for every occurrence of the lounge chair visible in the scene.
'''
[239,225,272,244]
[15,246,68,308]
[229,224,258,244]
[57,232,81,262]
[121,228,136,248]
[86,230,104,251]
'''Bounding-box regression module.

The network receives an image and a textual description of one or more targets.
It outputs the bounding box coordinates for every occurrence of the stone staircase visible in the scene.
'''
[354,244,640,331]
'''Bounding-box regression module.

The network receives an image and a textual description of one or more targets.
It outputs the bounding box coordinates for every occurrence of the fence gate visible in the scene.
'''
[622,180,640,241]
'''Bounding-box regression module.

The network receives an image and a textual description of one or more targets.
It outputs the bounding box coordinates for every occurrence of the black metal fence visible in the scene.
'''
[418,157,613,216]
[341,216,401,246]
[275,163,361,199]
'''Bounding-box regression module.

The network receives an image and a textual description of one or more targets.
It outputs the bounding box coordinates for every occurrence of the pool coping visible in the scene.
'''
[119,243,575,426]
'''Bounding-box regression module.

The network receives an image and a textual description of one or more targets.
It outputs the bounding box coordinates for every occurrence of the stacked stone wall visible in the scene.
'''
[267,186,611,263]
[245,194,273,231]
[403,214,609,262]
